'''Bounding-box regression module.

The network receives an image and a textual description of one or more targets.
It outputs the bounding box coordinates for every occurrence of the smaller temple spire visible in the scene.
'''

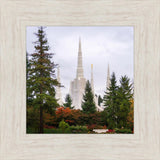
[106,63,110,91]
[91,64,94,95]
[90,64,104,112]
[56,66,63,105]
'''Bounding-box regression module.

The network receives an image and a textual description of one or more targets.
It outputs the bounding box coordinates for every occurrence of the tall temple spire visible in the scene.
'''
[76,37,84,79]
[91,64,94,95]
[79,37,82,52]
[56,66,63,105]
[106,63,110,91]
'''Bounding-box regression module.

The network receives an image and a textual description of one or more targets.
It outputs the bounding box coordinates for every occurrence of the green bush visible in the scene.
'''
[43,125,89,134]
[44,128,56,133]
[115,128,132,134]
[27,107,39,132]
[27,127,39,134]
[43,120,72,133]
[59,120,70,130]
[69,125,88,133]
[44,128,71,133]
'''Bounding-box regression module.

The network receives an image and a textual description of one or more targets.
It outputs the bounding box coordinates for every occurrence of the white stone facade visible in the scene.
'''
[70,77,86,109]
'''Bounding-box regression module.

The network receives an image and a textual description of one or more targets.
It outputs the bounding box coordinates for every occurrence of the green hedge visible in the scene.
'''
[115,128,132,134]
[44,128,71,133]
[69,125,88,133]
[27,127,39,134]
[44,125,88,134]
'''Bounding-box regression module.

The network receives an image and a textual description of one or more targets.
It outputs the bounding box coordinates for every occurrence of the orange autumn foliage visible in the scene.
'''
[56,107,72,116]
[42,107,106,128]
[55,107,82,125]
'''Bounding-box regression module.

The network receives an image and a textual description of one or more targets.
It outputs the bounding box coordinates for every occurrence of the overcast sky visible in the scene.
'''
[27,26,133,100]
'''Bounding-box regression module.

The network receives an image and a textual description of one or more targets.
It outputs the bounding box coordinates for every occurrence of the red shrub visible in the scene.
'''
[107,129,115,133]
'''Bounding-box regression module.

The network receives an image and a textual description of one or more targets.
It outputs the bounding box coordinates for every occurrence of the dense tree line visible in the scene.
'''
[103,72,133,129]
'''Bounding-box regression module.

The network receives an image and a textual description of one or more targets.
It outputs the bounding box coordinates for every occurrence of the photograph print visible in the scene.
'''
[26,26,134,134]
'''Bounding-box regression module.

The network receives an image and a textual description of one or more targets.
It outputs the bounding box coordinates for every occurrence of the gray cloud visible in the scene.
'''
[27,26,133,100]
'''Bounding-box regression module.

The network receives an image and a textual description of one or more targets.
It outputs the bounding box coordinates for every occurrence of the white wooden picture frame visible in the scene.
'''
[0,0,160,159]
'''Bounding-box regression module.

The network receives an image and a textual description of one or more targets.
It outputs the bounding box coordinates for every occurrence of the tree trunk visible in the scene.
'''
[39,105,43,133]
[39,82,43,133]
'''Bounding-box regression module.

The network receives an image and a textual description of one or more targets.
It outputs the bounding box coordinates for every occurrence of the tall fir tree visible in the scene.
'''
[116,75,133,128]
[63,94,73,109]
[103,72,118,129]
[82,80,96,114]
[27,27,59,133]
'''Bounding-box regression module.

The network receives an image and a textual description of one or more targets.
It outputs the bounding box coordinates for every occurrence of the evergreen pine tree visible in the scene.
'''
[116,75,133,128]
[103,72,118,129]
[82,80,96,114]
[27,27,59,133]
[63,94,73,109]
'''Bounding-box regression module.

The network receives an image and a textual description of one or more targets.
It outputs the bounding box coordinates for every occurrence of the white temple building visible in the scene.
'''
[55,66,63,106]
[69,38,106,111]
[55,38,111,111]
